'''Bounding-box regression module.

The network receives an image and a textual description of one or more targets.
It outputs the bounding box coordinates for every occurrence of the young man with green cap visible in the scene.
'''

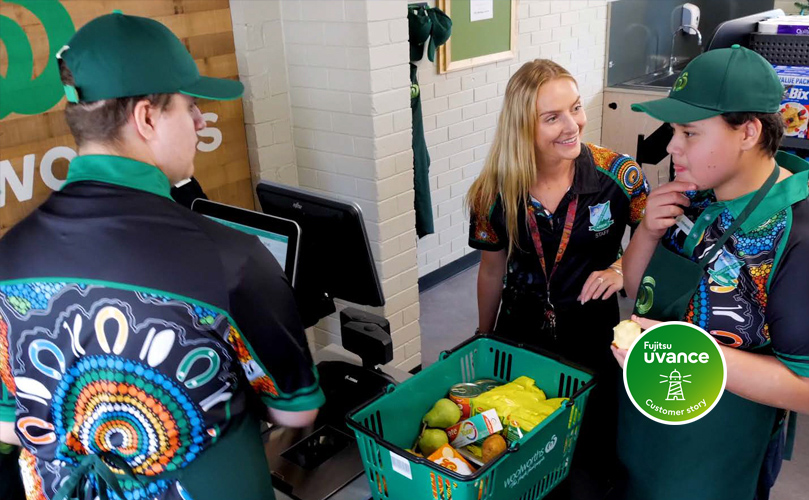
[0,12,324,500]
[612,45,809,499]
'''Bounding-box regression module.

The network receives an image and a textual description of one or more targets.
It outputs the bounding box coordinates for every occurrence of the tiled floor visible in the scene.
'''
[419,264,808,500]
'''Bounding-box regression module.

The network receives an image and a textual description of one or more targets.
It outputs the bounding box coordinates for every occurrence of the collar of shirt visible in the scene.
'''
[62,155,173,200]
[527,147,597,219]
[694,160,809,234]
[528,147,600,223]
[683,159,809,256]
[725,168,809,232]
[570,145,601,196]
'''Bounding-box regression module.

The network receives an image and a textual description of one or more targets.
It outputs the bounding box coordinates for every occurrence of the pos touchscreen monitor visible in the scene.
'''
[256,181,384,327]
[191,198,301,287]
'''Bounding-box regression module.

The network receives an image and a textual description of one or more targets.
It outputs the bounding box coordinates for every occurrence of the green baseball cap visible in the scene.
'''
[57,11,243,103]
[631,45,784,124]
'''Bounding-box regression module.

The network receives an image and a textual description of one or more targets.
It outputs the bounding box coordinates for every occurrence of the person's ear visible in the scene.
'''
[131,99,160,141]
[739,118,763,153]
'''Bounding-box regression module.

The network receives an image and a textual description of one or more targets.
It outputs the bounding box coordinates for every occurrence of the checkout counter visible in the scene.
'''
[259,9,809,499]
[195,181,409,500]
[270,343,412,500]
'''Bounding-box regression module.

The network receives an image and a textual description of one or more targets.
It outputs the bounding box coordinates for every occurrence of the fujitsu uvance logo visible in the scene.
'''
[0,0,76,118]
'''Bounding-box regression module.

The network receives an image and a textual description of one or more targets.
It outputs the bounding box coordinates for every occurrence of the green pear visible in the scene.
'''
[418,428,449,457]
[422,398,462,428]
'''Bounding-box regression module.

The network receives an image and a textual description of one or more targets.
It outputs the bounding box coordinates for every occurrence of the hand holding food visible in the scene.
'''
[612,319,642,349]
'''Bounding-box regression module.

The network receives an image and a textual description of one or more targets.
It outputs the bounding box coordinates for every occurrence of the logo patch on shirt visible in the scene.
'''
[588,201,614,232]
[708,248,743,291]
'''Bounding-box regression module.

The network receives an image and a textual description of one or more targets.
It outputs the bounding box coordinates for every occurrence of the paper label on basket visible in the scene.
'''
[390,451,412,480]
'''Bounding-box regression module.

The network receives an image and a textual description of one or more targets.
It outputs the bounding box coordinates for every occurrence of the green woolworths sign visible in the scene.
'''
[0,0,76,118]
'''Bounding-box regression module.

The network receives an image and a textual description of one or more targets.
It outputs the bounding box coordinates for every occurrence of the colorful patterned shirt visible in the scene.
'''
[468,143,649,322]
[0,155,325,500]
[662,161,809,377]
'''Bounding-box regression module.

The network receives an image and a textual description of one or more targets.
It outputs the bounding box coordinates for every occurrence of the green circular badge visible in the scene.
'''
[624,322,726,425]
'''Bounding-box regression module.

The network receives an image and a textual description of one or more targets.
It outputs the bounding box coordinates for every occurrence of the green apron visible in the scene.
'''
[619,167,780,500]
[54,412,274,500]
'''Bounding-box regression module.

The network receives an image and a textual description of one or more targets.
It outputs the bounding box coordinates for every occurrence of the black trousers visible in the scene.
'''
[496,296,622,500]
[1,446,25,500]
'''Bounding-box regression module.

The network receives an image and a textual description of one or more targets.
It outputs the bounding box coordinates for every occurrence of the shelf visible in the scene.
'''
[781,136,809,151]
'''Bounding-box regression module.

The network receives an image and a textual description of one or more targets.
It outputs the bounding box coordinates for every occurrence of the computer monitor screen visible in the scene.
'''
[705,9,784,51]
[213,217,289,268]
[256,181,385,328]
[191,199,301,286]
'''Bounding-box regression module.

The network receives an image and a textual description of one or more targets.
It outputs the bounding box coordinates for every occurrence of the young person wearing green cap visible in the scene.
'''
[612,45,809,500]
[0,12,324,500]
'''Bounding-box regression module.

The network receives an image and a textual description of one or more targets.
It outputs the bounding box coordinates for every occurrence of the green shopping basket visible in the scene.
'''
[346,334,596,500]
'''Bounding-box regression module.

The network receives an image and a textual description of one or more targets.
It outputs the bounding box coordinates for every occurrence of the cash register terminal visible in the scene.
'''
[193,182,399,500]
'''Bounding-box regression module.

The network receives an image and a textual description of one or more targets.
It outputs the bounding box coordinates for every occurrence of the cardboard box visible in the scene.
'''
[775,65,809,139]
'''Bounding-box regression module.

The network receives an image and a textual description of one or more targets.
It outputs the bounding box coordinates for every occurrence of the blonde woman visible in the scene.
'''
[467,59,648,498]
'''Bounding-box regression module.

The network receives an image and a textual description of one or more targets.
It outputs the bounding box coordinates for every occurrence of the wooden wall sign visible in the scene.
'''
[0,0,253,237]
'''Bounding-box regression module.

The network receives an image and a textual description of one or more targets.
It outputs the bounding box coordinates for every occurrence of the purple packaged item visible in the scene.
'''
[777,25,809,35]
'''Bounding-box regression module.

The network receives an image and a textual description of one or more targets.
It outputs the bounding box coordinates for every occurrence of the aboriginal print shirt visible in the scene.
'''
[468,144,649,317]
[0,155,325,500]
[661,157,809,377]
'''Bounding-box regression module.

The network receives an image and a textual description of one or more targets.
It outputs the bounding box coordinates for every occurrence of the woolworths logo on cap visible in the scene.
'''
[0,0,76,118]
[672,71,689,92]
[624,322,726,425]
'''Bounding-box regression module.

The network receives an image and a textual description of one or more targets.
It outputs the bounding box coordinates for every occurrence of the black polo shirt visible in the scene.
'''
[0,155,323,500]
[469,143,649,316]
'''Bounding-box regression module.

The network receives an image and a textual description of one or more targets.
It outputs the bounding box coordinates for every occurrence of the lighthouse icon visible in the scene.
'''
[660,369,692,401]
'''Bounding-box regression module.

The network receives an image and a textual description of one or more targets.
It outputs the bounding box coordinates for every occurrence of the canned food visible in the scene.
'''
[448,383,482,420]
[473,379,502,393]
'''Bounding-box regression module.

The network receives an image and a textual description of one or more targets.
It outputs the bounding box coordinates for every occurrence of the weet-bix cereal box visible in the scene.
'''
[775,65,809,139]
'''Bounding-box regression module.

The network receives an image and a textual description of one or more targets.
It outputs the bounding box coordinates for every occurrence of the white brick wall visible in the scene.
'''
[229,0,420,370]
[228,0,615,369]
[230,1,299,187]
[416,0,610,277]
[283,0,421,372]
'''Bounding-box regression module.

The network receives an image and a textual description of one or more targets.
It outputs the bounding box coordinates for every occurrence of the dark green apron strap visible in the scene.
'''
[697,166,780,268]
[53,454,127,500]
[784,410,798,460]
[54,452,181,500]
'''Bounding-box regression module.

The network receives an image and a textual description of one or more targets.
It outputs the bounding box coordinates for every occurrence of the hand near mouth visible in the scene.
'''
[641,181,697,239]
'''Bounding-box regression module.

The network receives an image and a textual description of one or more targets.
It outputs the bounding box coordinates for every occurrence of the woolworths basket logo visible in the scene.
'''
[0,0,76,118]
[623,322,727,425]
[503,434,557,489]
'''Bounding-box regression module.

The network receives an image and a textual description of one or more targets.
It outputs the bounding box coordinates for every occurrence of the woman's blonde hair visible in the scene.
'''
[466,59,577,258]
